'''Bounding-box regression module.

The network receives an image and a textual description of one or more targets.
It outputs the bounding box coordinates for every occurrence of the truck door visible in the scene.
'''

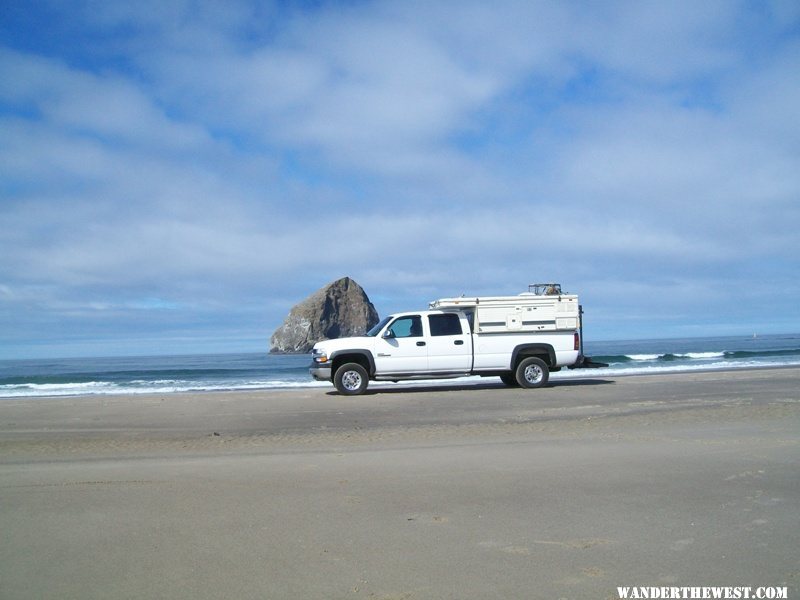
[374,315,428,374]
[427,313,472,372]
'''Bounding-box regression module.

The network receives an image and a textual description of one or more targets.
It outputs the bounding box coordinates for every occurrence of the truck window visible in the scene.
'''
[367,316,392,337]
[388,315,423,338]
[428,313,463,336]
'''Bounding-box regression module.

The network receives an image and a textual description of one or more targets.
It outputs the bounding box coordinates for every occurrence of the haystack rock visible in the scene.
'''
[269,277,380,354]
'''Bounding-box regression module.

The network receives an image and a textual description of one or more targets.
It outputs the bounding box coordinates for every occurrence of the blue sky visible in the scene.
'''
[1,0,799,358]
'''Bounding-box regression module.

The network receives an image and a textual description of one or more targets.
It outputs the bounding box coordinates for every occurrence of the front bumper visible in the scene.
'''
[309,364,332,382]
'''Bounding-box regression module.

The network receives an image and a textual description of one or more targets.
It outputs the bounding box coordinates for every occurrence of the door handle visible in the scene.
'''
[454,340,464,345]
[416,341,426,346]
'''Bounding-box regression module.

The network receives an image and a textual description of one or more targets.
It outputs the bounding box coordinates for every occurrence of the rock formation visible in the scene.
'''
[269,277,380,354]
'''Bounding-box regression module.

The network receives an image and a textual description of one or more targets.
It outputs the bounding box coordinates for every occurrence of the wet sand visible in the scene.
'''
[1,368,799,599]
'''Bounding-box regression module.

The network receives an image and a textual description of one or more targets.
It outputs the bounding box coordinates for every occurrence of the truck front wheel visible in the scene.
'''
[515,357,549,388]
[334,362,369,395]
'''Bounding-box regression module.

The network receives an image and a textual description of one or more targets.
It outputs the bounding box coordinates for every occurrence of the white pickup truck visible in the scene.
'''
[309,283,605,395]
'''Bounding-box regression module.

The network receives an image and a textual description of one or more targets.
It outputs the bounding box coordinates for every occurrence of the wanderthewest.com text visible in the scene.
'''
[617,587,788,599]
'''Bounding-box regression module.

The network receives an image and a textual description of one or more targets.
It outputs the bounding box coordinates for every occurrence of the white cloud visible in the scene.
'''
[0,49,211,151]
[571,1,739,82]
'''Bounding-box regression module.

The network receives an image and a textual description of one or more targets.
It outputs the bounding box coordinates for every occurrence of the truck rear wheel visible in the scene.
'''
[515,357,549,388]
[334,362,369,395]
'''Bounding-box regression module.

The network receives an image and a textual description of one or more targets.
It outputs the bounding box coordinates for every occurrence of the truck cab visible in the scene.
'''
[310,310,474,392]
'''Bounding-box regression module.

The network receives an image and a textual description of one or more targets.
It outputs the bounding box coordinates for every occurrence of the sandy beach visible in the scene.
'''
[1,368,798,599]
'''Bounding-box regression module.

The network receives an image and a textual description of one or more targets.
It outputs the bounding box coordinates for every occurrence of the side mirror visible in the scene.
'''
[382,329,395,339]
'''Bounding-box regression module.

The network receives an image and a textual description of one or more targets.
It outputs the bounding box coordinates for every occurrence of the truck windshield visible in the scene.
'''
[366,316,392,337]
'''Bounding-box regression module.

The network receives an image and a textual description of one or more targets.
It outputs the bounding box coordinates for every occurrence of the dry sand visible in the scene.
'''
[1,368,798,599]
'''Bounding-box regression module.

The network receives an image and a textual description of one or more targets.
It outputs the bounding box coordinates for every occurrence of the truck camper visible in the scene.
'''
[310,283,606,395]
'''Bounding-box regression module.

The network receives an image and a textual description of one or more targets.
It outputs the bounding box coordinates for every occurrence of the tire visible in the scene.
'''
[499,373,519,387]
[515,357,549,388]
[334,362,369,395]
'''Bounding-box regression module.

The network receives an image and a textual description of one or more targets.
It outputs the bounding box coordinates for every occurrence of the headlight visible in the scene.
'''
[312,349,328,363]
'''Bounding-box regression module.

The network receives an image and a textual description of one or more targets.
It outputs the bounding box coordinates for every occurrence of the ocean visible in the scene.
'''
[1,334,799,398]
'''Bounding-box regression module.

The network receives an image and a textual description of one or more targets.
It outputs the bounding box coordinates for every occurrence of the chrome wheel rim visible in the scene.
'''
[342,370,362,391]
[524,364,543,384]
